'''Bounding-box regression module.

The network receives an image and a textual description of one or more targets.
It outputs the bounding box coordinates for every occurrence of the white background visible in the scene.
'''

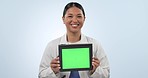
[0,0,148,78]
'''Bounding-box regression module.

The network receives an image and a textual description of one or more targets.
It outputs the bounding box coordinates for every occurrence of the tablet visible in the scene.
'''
[59,44,92,71]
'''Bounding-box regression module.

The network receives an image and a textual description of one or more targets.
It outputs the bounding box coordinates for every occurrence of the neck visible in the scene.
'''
[67,32,81,43]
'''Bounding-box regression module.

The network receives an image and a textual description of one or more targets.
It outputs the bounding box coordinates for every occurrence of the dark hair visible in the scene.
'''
[63,2,85,17]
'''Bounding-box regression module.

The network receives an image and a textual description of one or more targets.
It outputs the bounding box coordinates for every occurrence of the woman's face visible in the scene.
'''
[62,7,85,34]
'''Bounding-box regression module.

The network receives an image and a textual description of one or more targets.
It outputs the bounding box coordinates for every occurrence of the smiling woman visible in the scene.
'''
[62,2,86,42]
[1,0,147,78]
[62,6,85,42]
[38,2,110,78]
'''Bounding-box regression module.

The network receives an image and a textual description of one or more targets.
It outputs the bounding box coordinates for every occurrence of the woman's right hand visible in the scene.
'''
[50,57,61,74]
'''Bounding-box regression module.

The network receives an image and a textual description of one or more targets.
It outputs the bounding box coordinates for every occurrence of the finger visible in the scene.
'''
[92,61,99,67]
[55,57,60,63]
[58,66,61,69]
[56,57,59,60]
[92,62,96,68]
[55,66,61,70]
[51,66,61,74]
[92,57,100,64]
[51,58,60,64]
[54,57,60,61]
[93,57,99,61]
[92,62,97,71]
[92,59,100,65]
[51,60,59,64]
[51,64,60,68]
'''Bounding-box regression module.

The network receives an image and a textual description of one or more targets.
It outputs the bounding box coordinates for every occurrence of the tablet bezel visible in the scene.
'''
[59,44,92,71]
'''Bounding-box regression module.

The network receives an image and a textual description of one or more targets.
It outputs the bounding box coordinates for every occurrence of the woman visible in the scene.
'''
[39,2,110,78]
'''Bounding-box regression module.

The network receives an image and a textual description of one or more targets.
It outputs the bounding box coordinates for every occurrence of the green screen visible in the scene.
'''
[62,48,90,69]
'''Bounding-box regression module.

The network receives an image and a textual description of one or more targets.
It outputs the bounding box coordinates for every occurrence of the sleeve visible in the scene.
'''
[90,41,110,78]
[38,42,60,78]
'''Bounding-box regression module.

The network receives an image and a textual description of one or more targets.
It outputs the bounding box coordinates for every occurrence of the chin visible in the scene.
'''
[71,30,81,33]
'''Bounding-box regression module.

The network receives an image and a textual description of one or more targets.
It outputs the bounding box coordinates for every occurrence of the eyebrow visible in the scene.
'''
[67,13,83,16]
[77,14,82,16]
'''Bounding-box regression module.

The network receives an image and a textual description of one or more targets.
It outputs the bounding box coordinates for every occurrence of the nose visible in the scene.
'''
[72,16,78,23]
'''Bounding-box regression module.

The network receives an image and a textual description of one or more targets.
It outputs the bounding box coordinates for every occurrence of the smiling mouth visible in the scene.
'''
[71,24,79,27]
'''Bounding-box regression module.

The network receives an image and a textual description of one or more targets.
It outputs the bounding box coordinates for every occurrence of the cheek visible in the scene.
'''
[64,19,71,24]
[79,20,85,25]
[78,18,85,23]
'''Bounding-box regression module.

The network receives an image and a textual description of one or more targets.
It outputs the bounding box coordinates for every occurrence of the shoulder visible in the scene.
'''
[46,37,62,48]
[85,35,106,58]
[85,35,100,45]
[84,35,103,50]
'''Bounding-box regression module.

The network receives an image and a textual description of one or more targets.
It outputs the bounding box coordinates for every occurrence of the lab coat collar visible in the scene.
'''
[60,33,88,44]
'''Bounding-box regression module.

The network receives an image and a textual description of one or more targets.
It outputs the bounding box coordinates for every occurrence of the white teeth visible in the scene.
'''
[71,24,78,27]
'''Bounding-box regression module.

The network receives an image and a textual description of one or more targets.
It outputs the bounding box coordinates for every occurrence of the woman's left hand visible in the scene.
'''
[90,57,100,74]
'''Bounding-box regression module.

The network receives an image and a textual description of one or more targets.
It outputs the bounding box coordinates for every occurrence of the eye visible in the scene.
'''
[68,16,73,18]
[77,15,82,18]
